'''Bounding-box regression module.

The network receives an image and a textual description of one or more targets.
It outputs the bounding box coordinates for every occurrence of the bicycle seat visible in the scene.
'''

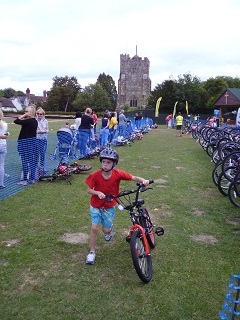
[132,199,145,206]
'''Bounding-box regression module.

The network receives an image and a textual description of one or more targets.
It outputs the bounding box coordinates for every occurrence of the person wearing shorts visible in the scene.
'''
[176,112,183,137]
[85,148,149,265]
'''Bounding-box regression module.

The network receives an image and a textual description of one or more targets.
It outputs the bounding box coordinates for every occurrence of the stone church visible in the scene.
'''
[117,51,151,109]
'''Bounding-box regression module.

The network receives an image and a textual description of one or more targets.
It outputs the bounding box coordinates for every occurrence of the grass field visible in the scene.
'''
[0,121,239,320]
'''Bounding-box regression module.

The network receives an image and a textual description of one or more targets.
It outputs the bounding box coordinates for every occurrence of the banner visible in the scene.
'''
[155,97,162,117]
[186,101,189,115]
[172,101,178,118]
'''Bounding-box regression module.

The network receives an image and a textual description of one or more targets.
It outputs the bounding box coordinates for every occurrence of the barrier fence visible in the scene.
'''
[0,117,154,201]
[1,133,61,201]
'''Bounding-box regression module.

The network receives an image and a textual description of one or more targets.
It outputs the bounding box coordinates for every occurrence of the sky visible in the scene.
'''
[0,0,240,96]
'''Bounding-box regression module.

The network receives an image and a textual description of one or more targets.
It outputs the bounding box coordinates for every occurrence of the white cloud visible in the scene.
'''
[0,0,239,96]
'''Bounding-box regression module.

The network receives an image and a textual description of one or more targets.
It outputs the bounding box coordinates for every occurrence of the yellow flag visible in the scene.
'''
[186,101,189,115]
[172,101,178,118]
[155,97,162,117]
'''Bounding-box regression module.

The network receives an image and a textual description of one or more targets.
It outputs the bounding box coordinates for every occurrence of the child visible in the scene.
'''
[85,148,149,264]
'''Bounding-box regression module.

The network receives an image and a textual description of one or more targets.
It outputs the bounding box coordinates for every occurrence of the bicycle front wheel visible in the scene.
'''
[76,164,92,172]
[130,230,152,283]
[70,163,92,173]
[228,181,240,208]
[217,171,231,196]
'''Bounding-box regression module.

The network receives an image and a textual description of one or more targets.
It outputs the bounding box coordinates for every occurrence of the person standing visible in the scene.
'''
[138,112,143,129]
[0,106,9,189]
[75,111,82,130]
[118,110,127,137]
[190,114,194,124]
[85,148,150,265]
[36,108,48,177]
[99,112,109,149]
[14,105,38,185]
[92,111,98,134]
[75,111,82,152]
[78,108,94,158]
[165,114,172,128]
[176,112,183,137]
[108,112,118,143]
[134,112,139,129]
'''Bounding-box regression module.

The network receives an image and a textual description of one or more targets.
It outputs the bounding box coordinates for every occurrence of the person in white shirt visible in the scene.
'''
[36,107,49,177]
[0,105,9,188]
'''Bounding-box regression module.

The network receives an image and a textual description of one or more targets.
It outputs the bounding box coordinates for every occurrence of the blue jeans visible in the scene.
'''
[0,145,7,186]
[36,139,47,168]
[118,124,125,137]
[17,138,37,181]
[108,128,116,143]
[78,129,91,156]
[100,128,109,148]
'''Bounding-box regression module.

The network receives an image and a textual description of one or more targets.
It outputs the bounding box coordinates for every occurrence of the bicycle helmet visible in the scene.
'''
[99,148,119,164]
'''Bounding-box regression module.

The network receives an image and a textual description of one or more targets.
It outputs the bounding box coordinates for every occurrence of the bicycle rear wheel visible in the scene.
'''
[130,230,152,283]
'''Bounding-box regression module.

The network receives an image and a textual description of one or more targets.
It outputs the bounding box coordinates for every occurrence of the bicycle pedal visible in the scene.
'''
[125,235,131,243]
[155,227,164,236]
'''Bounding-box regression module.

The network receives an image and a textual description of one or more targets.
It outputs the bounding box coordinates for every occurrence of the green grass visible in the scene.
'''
[0,124,239,320]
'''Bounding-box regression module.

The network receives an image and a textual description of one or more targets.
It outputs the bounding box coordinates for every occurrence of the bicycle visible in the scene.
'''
[103,180,164,283]
[39,161,92,184]
[228,170,240,207]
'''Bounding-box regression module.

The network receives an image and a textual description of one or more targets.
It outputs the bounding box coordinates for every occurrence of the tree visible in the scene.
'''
[149,73,208,114]
[97,73,117,109]
[46,76,81,112]
[176,73,207,114]
[228,76,240,87]
[203,77,228,110]
[73,82,112,113]
[203,77,227,96]
[2,88,16,98]
[148,79,179,112]
[16,90,25,96]
[45,87,62,111]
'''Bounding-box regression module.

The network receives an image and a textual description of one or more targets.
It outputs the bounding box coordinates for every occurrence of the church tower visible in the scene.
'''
[117,49,151,109]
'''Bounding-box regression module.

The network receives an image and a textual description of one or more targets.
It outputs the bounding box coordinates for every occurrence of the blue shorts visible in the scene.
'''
[90,206,115,228]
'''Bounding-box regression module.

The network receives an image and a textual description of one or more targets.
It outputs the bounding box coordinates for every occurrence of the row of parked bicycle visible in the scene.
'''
[191,121,240,207]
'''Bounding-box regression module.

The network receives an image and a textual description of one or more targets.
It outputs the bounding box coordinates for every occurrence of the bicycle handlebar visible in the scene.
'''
[104,180,154,203]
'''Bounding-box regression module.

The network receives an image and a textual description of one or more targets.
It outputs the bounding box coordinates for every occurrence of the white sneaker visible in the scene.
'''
[104,230,116,241]
[86,251,96,264]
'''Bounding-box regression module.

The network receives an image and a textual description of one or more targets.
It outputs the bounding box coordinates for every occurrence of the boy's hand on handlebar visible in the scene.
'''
[142,179,149,186]
[97,191,106,199]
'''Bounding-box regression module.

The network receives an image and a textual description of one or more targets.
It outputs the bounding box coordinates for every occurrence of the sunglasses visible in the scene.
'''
[37,113,43,115]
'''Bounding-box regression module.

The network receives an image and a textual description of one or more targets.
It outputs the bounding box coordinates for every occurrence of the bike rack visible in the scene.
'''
[220,274,240,319]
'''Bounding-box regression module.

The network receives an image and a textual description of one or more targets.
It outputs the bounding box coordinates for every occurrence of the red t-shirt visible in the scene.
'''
[85,169,133,208]
[93,114,98,124]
